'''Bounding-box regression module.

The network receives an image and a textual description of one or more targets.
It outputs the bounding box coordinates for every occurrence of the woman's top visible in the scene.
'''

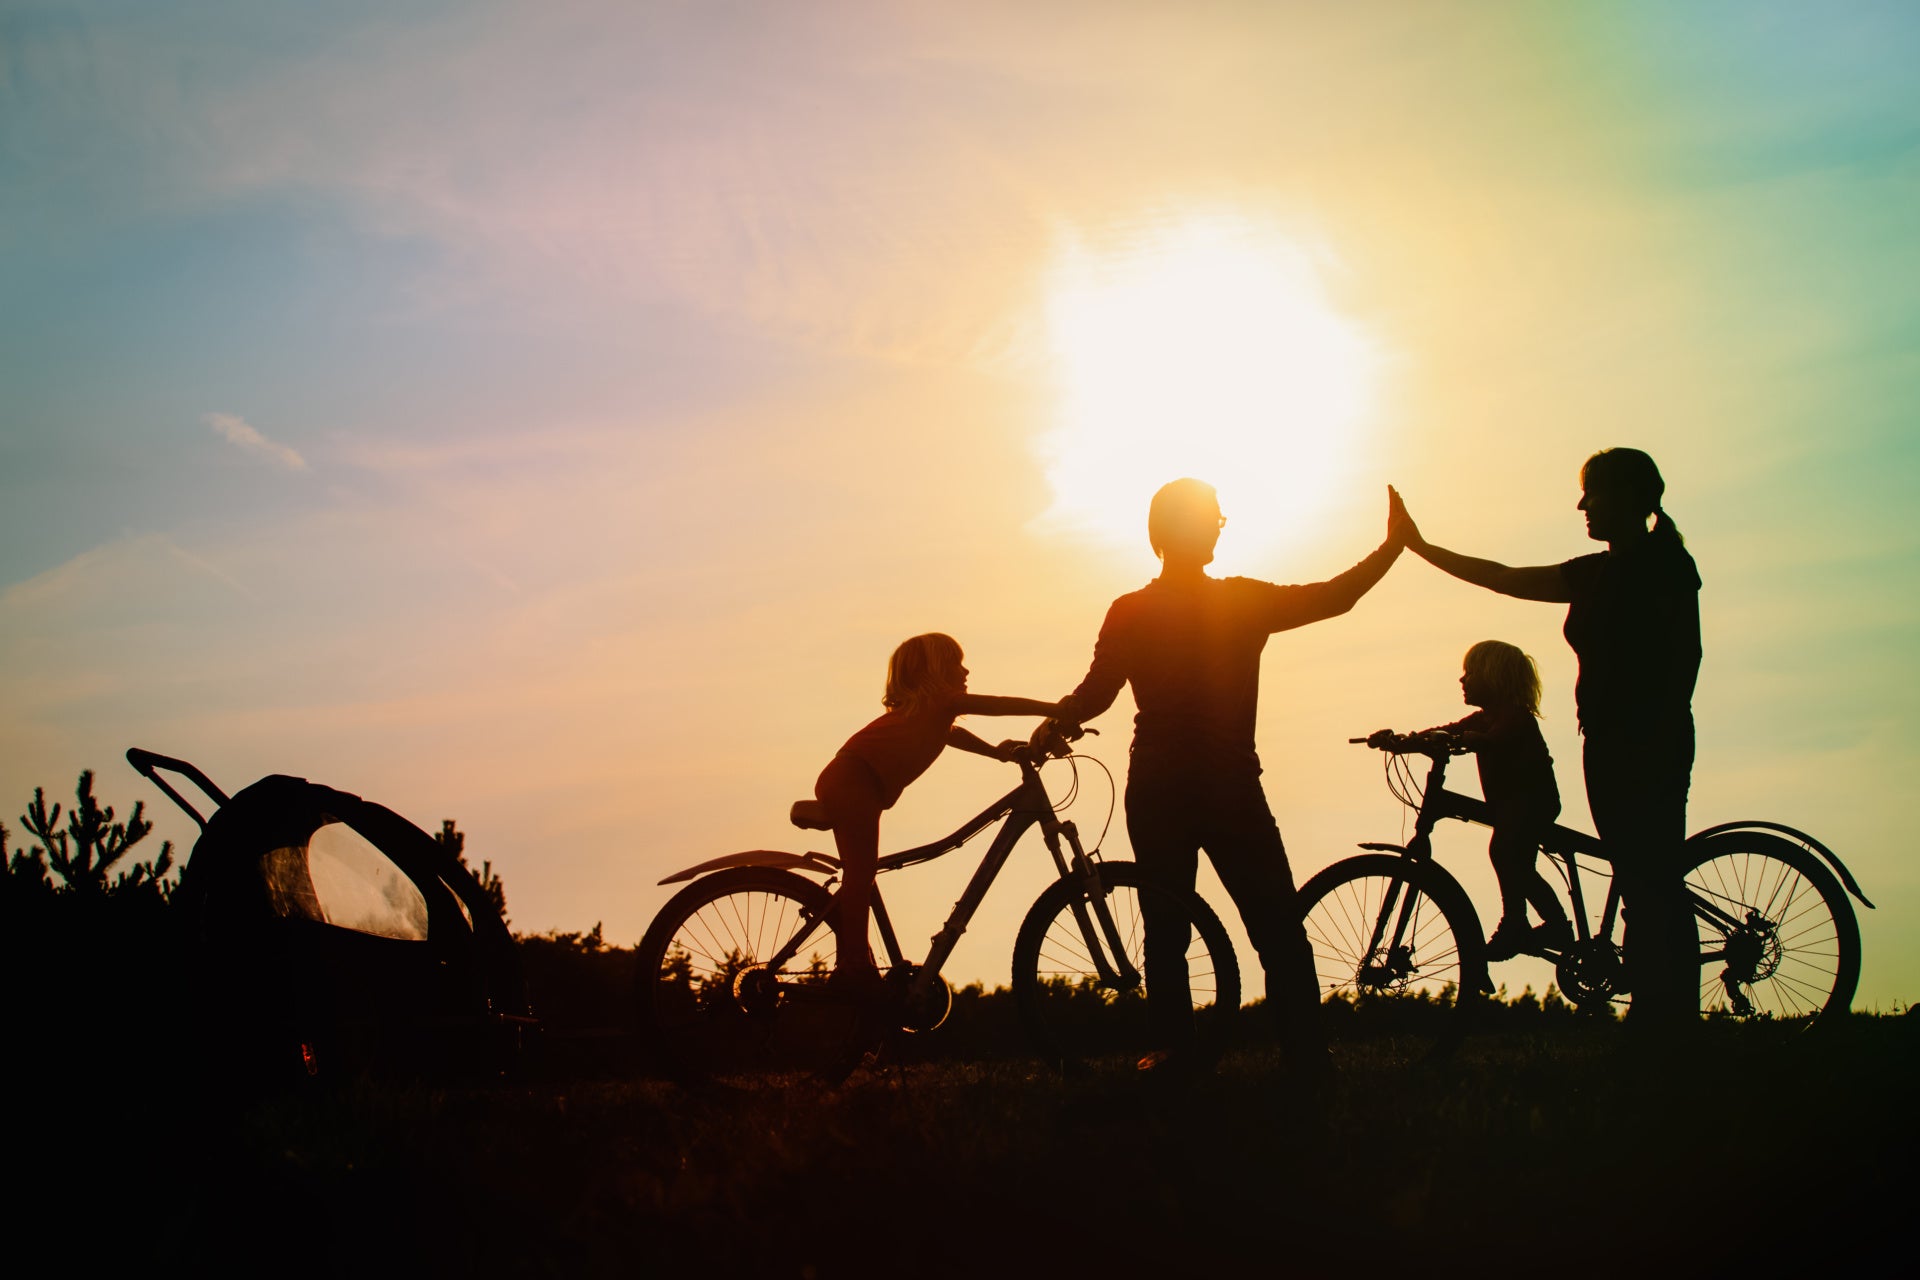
[1435,705,1561,827]
[835,695,962,809]
[1560,538,1701,737]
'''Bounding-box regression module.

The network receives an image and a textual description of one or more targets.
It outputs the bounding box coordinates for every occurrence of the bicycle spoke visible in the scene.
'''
[1014,864,1241,1064]
[1304,864,1466,1002]
[1685,839,1856,1022]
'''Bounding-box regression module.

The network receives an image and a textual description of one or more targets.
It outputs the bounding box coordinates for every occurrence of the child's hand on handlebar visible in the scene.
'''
[1407,729,1463,755]
[1356,728,1458,756]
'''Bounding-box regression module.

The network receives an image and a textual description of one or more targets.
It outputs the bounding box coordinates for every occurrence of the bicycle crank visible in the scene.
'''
[886,963,953,1034]
[730,964,784,1017]
[1555,939,1627,1010]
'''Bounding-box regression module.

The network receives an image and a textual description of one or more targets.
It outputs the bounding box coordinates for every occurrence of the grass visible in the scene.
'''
[53,1012,1917,1277]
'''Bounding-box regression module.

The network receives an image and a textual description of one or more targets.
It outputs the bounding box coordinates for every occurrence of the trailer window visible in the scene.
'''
[302,820,430,940]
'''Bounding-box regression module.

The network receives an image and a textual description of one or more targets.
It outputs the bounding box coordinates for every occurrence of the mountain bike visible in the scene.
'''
[635,731,1240,1082]
[1300,731,1870,1046]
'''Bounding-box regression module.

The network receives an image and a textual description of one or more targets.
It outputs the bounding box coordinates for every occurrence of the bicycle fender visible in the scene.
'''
[657,848,841,886]
[1687,822,1875,910]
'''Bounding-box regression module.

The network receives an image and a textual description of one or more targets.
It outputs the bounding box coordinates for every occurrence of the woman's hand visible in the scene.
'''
[1388,486,1426,554]
[1386,484,1574,602]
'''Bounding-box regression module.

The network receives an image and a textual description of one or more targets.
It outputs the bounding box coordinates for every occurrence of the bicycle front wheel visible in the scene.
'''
[1299,853,1486,1047]
[1684,832,1860,1023]
[634,867,862,1082]
[1012,861,1241,1069]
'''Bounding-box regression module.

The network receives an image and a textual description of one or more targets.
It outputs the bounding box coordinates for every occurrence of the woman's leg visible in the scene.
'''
[815,756,884,978]
[1585,729,1695,1028]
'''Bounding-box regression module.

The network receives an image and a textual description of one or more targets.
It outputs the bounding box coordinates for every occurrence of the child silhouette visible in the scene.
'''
[1421,640,1572,962]
[797,633,1064,992]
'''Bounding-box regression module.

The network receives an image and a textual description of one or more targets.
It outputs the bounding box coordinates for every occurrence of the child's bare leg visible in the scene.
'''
[1491,824,1572,957]
[1487,827,1537,931]
[1523,871,1571,928]
[815,756,883,978]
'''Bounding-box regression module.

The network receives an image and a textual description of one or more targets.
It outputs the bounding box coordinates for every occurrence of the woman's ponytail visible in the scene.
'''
[1652,504,1685,547]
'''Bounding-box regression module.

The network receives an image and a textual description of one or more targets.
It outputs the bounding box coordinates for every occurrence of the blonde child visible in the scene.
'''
[795,633,1065,992]
[1425,640,1572,961]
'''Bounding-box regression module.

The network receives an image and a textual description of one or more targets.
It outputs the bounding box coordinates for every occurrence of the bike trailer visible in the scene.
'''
[127,748,535,1083]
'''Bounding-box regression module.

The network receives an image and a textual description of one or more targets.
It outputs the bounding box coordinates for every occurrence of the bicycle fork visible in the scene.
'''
[1359,835,1436,989]
[1358,877,1424,988]
[1049,819,1143,992]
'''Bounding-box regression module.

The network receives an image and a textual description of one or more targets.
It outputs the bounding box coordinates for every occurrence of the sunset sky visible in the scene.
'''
[5,1,1916,1008]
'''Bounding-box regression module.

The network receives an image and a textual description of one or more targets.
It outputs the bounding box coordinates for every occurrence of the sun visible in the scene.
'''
[1036,213,1380,561]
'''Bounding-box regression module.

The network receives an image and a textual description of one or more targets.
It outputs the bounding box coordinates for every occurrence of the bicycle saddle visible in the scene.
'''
[789,799,833,831]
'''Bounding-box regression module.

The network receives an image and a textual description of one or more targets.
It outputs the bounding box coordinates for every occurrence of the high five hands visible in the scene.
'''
[1387,485,1426,555]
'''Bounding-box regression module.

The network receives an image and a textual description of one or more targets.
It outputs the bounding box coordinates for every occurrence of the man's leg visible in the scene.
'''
[1124,768,1203,1052]
[1200,772,1325,1061]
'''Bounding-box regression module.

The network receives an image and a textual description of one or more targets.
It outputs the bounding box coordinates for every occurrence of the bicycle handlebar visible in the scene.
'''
[1350,729,1460,758]
[1014,724,1098,768]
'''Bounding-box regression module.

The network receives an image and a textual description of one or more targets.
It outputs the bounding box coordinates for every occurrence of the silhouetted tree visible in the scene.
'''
[518,921,626,1032]
[6,775,185,1102]
[433,818,509,925]
[2,819,57,906]
[17,770,175,899]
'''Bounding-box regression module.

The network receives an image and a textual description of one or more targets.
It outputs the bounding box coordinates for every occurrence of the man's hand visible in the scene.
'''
[995,739,1026,763]
[1029,718,1078,755]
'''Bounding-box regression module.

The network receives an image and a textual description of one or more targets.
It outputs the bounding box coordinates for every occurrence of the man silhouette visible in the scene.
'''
[1041,479,1402,1072]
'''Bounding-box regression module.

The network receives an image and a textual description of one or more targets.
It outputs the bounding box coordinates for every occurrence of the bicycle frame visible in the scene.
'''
[1366,749,1653,960]
[1365,748,1869,972]
[656,754,1138,1005]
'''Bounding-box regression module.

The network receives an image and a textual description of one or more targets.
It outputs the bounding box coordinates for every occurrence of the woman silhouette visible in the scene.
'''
[1391,449,1701,1028]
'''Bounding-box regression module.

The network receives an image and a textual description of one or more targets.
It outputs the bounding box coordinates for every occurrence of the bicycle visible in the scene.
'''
[1299,731,1871,1045]
[635,731,1240,1081]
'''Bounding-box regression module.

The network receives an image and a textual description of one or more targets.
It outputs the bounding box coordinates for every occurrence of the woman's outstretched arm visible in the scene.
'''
[1390,486,1572,603]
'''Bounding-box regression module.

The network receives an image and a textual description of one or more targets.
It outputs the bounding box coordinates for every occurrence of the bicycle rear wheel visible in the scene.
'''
[1299,853,1486,1052]
[634,867,866,1082]
[1683,832,1860,1023]
[1012,861,1240,1069]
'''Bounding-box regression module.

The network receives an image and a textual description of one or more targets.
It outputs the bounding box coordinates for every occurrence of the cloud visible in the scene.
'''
[205,411,308,470]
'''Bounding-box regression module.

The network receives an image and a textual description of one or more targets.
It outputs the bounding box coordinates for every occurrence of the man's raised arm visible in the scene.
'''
[1267,487,1407,630]
[1272,534,1402,631]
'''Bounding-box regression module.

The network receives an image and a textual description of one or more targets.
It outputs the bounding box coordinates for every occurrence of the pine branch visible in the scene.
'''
[20,772,178,896]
